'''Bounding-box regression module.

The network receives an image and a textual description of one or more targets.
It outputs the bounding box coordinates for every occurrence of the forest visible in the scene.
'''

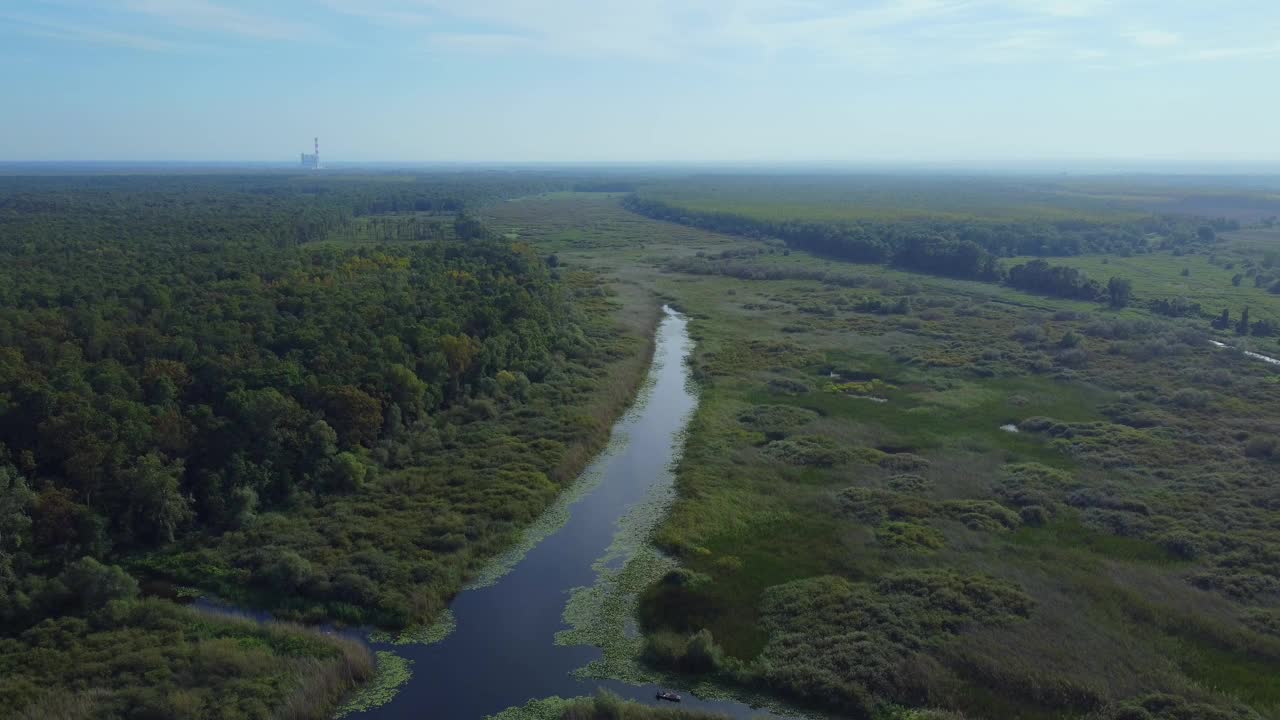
[0,173,655,718]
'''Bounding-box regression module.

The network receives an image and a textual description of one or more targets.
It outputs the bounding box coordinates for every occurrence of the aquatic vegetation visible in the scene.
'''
[334,650,412,718]
[368,609,456,646]
[486,695,579,720]
[557,433,685,684]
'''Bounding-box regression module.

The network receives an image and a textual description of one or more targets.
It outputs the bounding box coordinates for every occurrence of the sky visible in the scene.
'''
[2,0,1279,167]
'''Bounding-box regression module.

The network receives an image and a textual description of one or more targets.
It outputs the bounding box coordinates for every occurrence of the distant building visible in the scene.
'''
[301,137,320,169]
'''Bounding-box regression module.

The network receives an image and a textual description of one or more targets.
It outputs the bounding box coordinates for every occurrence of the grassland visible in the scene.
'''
[489,190,1280,720]
[633,174,1280,224]
[1007,227,1280,344]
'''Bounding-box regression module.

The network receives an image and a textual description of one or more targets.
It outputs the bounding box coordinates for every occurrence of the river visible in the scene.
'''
[1209,339,1280,367]
[340,306,785,719]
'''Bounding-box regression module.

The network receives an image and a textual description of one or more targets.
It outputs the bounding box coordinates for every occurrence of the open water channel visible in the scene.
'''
[337,306,783,719]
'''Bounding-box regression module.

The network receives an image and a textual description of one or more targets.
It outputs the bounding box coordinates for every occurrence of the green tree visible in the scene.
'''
[1237,307,1251,335]
[57,556,138,612]
[122,453,191,545]
[325,452,368,493]
[0,463,33,581]
[321,386,383,448]
[1107,276,1133,309]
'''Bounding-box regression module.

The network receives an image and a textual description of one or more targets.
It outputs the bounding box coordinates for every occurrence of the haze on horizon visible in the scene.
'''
[2,0,1278,169]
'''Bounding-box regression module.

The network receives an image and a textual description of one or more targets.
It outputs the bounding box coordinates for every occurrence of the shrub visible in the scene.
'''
[887,474,932,493]
[641,629,724,674]
[1244,436,1276,459]
[879,453,931,472]
[1014,325,1045,343]
[877,522,945,551]
[839,488,934,524]
[767,377,810,395]
[1171,389,1211,409]
[1156,532,1200,560]
[1020,505,1050,526]
[940,500,1022,531]
[762,437,847,466]
[736,405,819,439]
[756,572,1031,712]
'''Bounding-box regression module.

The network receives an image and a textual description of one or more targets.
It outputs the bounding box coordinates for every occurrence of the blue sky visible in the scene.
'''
[2,0,1278,166]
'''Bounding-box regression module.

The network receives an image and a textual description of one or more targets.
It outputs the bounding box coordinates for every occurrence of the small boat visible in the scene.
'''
[656,691,682,702]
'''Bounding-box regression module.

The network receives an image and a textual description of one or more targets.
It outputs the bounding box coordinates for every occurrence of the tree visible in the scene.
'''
[1237,307,1251,335]
[122,453,191,545]
[1233,273,1244,287]
[31,488,108,564]
[1213,308,1231,330]
[441,334,482,388]
[1107,277,1133,309]
[322,450,368,489]
[1197,225,1217,243]
[453,213,488,240]
[57,556,138,612]
[321,386,384,448]
[0,463,33,582]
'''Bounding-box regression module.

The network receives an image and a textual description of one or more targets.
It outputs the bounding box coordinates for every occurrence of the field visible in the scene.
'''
[489,187,1280,720]
[1008,227,1280,346]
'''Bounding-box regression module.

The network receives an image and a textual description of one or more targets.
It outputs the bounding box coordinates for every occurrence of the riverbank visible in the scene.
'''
[339,307,724,718]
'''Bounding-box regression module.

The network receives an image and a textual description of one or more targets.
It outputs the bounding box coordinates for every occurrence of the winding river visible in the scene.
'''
[343,306,783,719]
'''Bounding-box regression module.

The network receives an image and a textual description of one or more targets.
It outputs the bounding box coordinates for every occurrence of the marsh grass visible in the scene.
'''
[488,193,1280,720]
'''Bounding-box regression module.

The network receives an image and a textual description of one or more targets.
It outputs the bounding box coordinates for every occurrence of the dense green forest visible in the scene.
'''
[622,195,1229,279]
[0,173,656,718]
